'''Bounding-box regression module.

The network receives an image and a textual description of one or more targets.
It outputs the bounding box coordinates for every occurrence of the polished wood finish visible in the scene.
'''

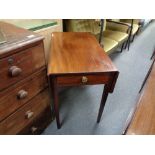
[0,68,47,122]
[139,59,155,93]
[0,42,45,91]
[0,22,44,59]
[150,48,155,60]
[18,105,52,135]
[48,32,119,129]
[0,89,50,135]
[126,62,155,135]
[48,32,118,75]
[57,73,113,86]
[0,22,52,134]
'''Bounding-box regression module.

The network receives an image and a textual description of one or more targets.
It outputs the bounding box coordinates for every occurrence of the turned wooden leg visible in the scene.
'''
[97,85,109,123]
[52,78,61,129]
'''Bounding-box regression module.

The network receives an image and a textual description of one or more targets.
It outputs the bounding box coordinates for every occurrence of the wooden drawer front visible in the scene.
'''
[0,42,45,91]
[0,89,50,135]
[18,105,52,135]
[57,74,111,86]
[0,69,47,122]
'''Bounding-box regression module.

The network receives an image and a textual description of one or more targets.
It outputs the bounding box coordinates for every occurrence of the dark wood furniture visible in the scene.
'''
[0,22,52,135]
[138,48,155,93]
[125,61,155,135]
[151,47,155,60]
[139,58,155,93]
[48,32,119,129]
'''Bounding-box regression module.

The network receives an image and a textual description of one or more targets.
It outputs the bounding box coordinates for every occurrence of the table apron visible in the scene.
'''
[56,74,113,86]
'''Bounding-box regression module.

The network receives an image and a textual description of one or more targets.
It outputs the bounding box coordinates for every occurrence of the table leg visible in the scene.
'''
[52,78,61,129]
[97,85,109,123]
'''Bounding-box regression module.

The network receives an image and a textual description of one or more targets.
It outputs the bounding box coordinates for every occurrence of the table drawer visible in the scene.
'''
[0,68,47,122]
[0,42,45,91]
[0,88,50,135]
[57,74,111,86]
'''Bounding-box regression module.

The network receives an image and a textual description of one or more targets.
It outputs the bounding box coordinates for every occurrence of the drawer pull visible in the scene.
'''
[82,76,88,83]
[9,66,22,77]
[8,58,14,64]
[25,110,34,119]
[31,126,38,133]
[17,90,28,99]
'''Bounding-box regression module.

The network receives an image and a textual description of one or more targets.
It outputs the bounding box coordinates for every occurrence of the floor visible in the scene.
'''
[42,21,155,135]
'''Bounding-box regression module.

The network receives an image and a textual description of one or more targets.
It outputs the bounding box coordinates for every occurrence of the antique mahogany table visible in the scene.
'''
[48,32,119,129]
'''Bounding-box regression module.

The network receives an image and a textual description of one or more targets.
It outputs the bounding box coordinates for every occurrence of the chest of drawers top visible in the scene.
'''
[0,21,44,59]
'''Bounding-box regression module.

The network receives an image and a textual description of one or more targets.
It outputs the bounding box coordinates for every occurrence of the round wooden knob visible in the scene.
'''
[25,110,34,119]
[31,126,38,133]
[82,76,88,83]
[9,66,22,77]
[17,90,28,99]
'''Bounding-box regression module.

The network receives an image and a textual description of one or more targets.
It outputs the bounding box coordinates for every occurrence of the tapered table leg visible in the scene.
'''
[52,78,61,129]
[97,85,109,123]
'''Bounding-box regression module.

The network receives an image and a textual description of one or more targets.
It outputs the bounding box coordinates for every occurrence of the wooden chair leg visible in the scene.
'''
[120,43,125,52]
[131,34,135,42]
[124,39,128,49]
[123,41,127,49]
[127,37,131,51]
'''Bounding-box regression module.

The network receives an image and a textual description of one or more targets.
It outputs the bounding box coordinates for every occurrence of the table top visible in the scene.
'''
[127,62,155,135]
[48,32,118,76]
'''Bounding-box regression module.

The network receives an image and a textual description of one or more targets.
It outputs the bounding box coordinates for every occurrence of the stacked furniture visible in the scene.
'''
[0,22,52,134]
[64,19,130,54]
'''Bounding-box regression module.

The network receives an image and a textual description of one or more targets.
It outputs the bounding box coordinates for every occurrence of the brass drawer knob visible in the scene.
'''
[82,76,88,83]
[17,90,28,99]
[25,110,34,119]
[9,66,22,77]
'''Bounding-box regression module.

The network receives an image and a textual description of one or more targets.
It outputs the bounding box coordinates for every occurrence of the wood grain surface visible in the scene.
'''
[48,32,118,75]
[0,21,44,58]
[0,68,47,122]
[0,42,45,91]
[126,62,155,135]
[0,88,50,135]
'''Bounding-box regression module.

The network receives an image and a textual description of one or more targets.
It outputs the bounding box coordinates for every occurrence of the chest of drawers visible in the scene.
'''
[0,22,52,134]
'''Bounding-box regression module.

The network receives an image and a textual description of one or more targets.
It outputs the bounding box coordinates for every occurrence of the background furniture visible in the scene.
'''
[0,22,52,134]
[48,32,119,129]
[125,61,155,134]
[0,19,63,62]
[64,19,129,54]
[139,57,155,93]
[100,20,129,52]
